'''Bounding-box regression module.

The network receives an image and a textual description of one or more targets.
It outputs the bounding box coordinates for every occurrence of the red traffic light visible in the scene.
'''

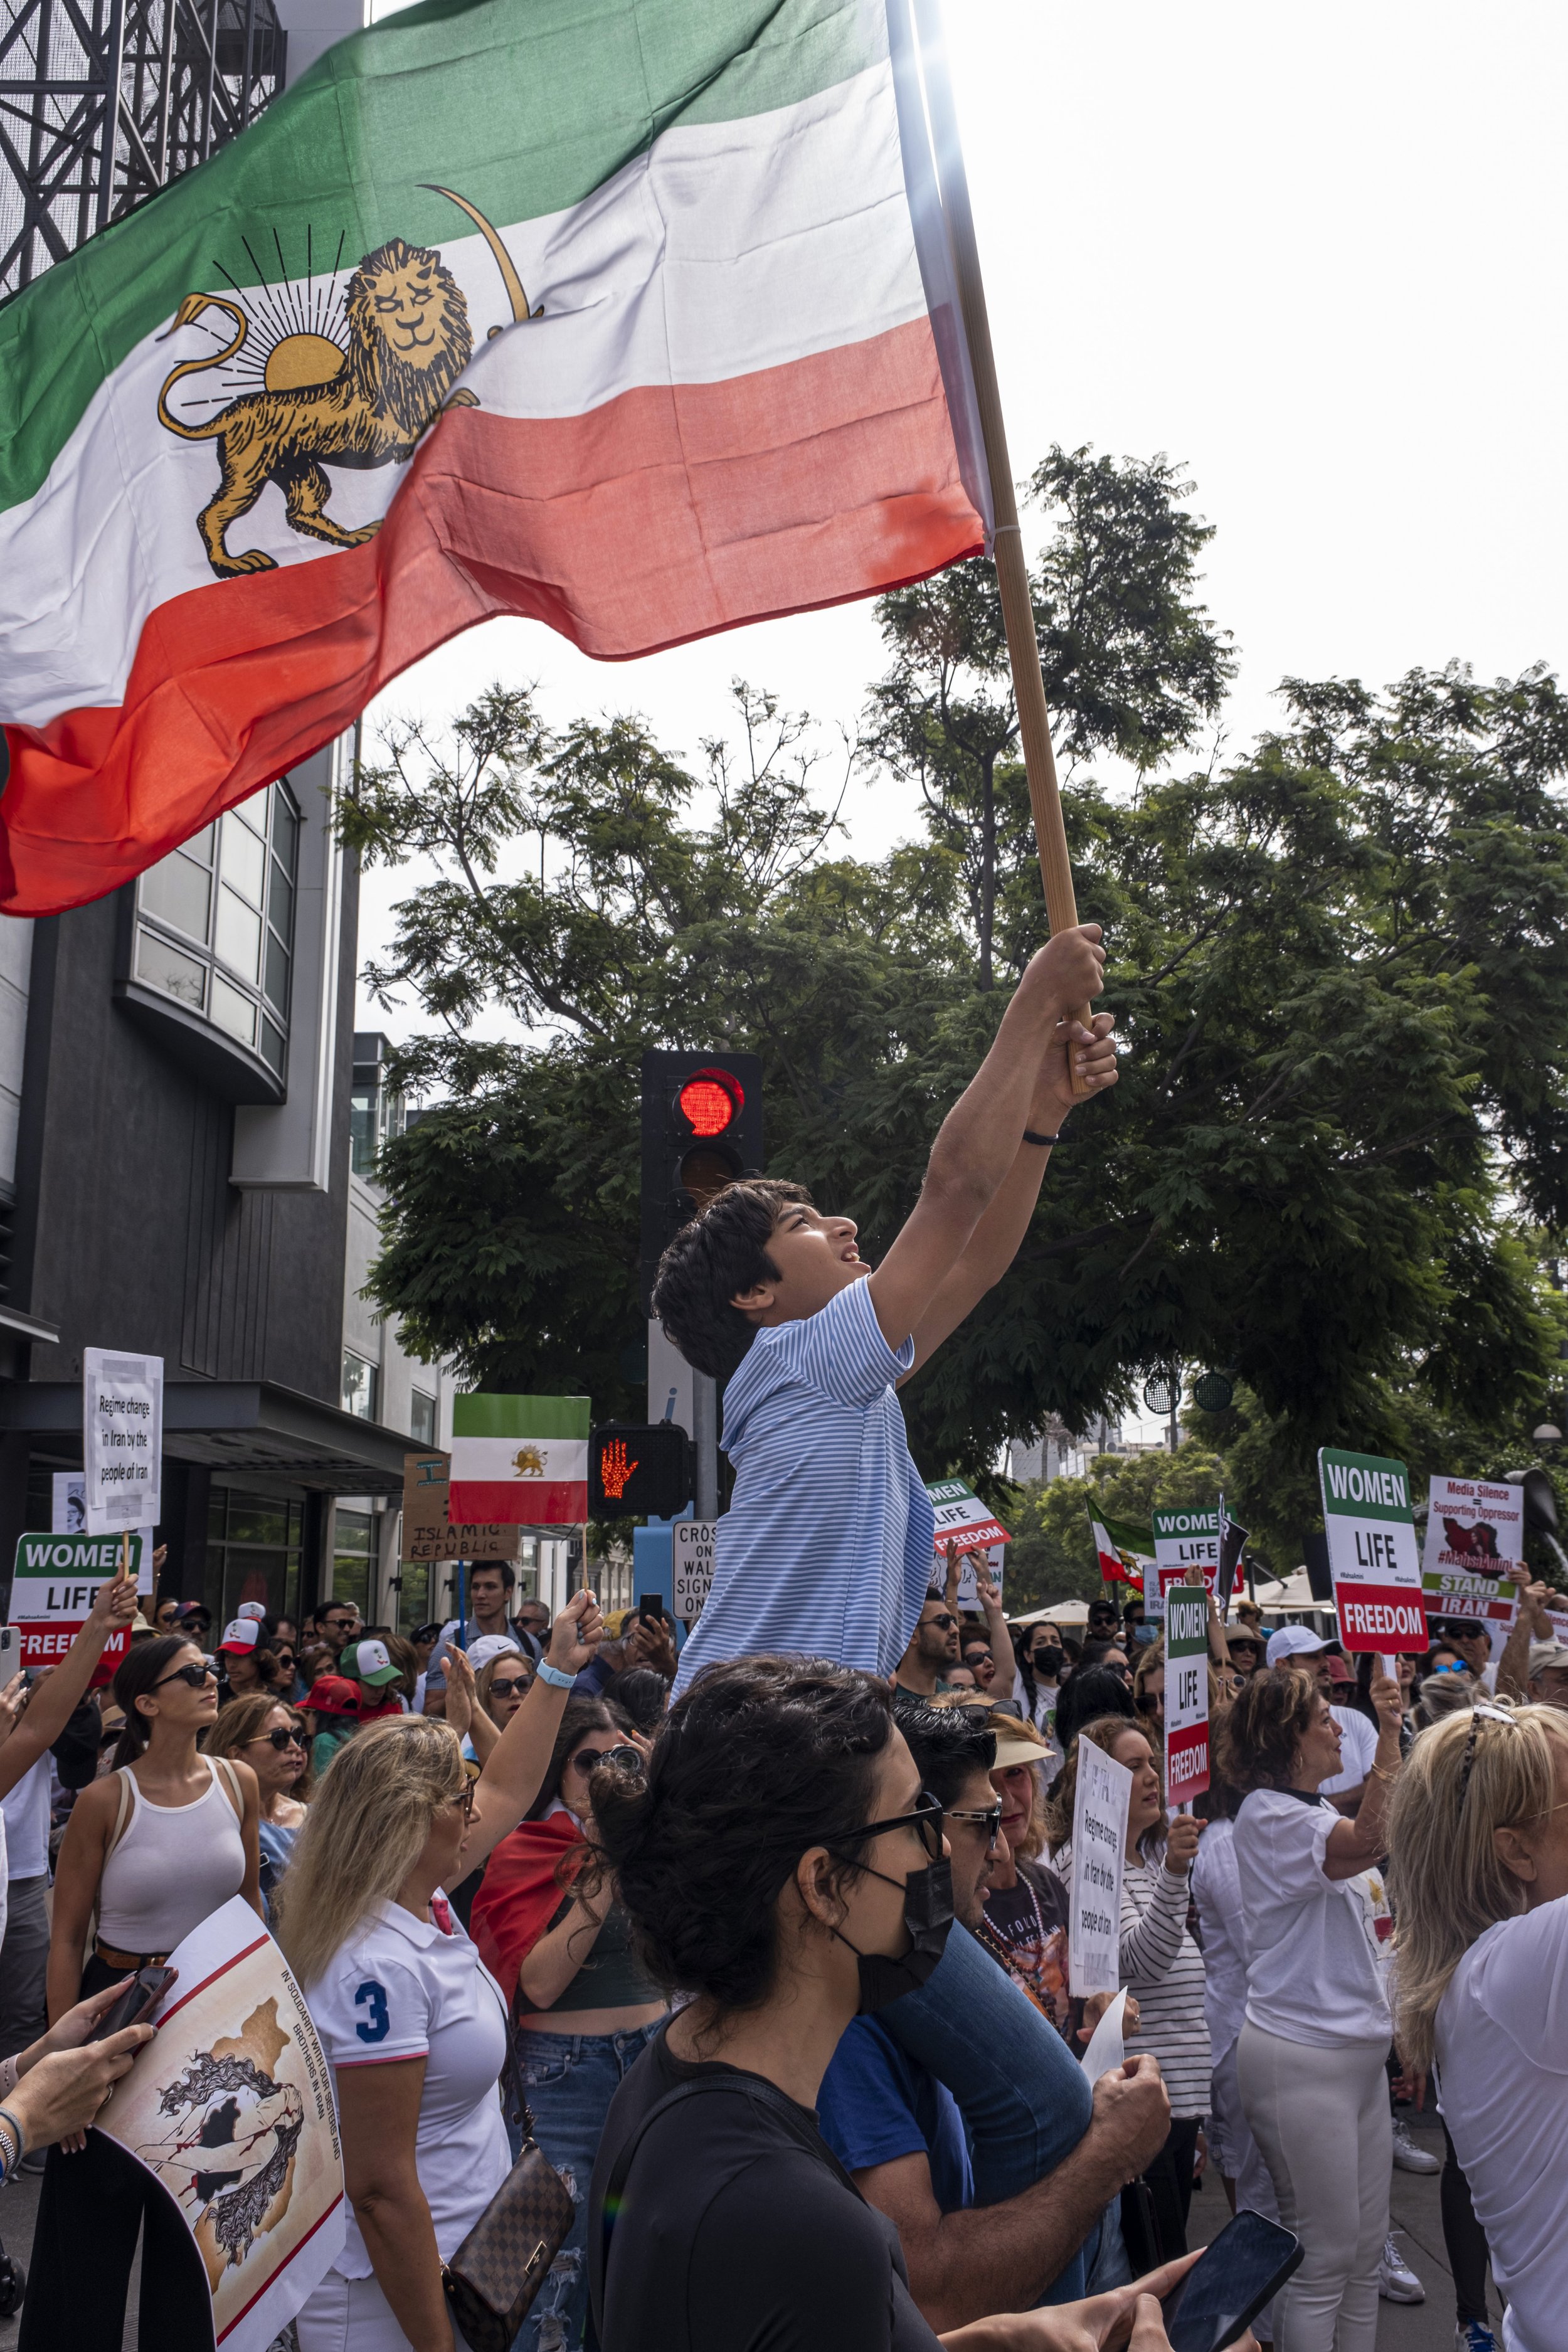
[677,1073,741,1137]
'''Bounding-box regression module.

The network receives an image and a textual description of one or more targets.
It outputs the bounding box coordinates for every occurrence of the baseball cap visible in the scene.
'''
[218,1619,260,1655]
[304,1675,362,1717]
[340,1637,402,1688]
[236,1602,268,1623]
[467,1633,525,1675]
[1323,1653,1355,1687]
[1528,1640,1568,1677]
[1265,1625,1332,1668]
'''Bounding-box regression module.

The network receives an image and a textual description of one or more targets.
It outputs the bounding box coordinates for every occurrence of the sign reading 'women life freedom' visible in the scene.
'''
[1068,1734,1134,1997]
[1147,1507,1220,1618]
[1164,1589,1211,1805]
[1316,1447,1426,1653]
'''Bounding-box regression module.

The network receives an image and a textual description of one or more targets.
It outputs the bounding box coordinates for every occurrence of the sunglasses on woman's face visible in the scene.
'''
[248,1725,305,1752]
[489,1677,530,1701]
[567,1744,642,1777]
[154,1661,217,1692]
[832,1787,946,1863]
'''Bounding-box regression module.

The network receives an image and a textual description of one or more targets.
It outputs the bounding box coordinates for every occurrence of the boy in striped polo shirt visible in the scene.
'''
[655,924,1116,1697]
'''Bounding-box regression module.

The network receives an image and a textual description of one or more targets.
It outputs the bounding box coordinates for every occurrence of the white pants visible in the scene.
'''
[1211,2040,1283,2343]
[1237,2021,1390,2352]
[295,2266,475,2352]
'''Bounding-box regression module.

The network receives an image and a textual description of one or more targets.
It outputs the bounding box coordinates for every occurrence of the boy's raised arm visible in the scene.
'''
[866,926,1107,1357]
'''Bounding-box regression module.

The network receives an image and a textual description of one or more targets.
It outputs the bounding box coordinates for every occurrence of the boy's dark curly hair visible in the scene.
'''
[590,1654,894,2011]
[1216,1665,1322,1793]
[649,1178,811,1384]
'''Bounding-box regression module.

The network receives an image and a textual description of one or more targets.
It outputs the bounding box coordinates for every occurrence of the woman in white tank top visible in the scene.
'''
[23,1634,262,2352]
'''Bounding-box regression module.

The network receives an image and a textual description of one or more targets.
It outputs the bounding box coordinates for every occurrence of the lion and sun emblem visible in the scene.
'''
[156,187,538,578]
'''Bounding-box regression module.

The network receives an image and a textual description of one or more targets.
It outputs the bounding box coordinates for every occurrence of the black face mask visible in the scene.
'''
[831,1857,954,2013]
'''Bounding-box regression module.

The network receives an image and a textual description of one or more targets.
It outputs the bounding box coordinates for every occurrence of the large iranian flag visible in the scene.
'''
[0,0,990,916]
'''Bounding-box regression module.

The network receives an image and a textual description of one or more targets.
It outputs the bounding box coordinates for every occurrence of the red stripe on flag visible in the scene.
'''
[1,319,982,916]
[448,1480,588,1525]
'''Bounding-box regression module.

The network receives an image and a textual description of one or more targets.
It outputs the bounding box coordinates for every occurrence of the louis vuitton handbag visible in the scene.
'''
[442,2036,575,2352]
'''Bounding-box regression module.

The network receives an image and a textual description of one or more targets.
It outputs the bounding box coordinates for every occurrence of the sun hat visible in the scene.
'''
[1528,1640,1568,1677]
[987,1713,1057,1772]
[1266,1624,1332,1668]
[217,1619,260,1655]
[339,1636,402,1688]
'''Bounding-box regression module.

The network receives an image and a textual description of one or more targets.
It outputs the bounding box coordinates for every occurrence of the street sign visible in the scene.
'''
[1165,1588,1210,1804]
[9,1530,149,1679]
[1317,1447,1425,1652]
[400,1453,521,1562]
[83,1347,162,1536]
[673,1520,718,1621]
[1150,1506,1219,1613]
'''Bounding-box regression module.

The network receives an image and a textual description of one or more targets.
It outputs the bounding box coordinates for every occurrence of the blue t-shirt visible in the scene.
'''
[671,1279,938,1694]
[817,2016,973,2213]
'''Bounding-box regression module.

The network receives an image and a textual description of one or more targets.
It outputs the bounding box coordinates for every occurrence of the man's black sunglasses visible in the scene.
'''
[924,1613,958,1633]
[831,1788,945,1862]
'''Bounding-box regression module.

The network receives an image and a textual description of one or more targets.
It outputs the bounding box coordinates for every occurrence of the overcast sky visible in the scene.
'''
[356,0,1567,1035]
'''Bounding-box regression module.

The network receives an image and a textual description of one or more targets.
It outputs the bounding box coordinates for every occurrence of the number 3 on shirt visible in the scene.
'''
[354,1979,391,2043]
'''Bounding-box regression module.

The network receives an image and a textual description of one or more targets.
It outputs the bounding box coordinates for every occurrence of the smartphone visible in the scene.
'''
[90,1965,176,2042]
[636,1594,666,1626]
[1160,2211,1302,2352]
[0,1626,17,1678]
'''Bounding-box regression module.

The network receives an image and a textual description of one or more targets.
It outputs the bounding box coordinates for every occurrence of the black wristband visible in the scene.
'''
[1022,1130,1061,1147]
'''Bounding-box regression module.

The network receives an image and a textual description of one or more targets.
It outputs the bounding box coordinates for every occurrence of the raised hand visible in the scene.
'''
[547,1588,604,1676]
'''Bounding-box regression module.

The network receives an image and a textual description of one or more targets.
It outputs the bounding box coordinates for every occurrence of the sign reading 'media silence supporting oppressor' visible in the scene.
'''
[1317,1448,1426,1652]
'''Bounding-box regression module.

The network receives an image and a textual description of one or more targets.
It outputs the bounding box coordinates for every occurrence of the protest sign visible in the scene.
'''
[400,1452,521,1563]
[926,1478,1008,1604]
[673,1520,718,1621]
[96,1895,343,2352]
[1420,1475,1525,1640]
[9,1530,149,1678]
[1069,1733,1133,1996]
[1165,1587,1210,1804]
[1078,1987,1128,2084]
[50,1471,85,1533]
[83,1345,162,1536]
[1317,1447,1426,1654]
[1151,1506,1220,1610]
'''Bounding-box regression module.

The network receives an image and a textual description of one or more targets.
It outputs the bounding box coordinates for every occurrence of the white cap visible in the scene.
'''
[1266,1624,1331,1669]
[236,1602,268,1622]
[467,1633,526,1675]
[218,1619,260,1655]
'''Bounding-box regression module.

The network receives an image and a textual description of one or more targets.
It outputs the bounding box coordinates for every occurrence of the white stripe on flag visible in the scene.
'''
[448,1437,589,1483]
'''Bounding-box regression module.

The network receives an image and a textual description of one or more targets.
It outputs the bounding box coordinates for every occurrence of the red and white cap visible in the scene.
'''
[236,1602,268,1623]
[218,1619,260,1655]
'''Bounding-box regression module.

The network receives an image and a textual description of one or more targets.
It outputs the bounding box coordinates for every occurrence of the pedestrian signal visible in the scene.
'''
[589,1422,694,1519]
[640,1050,763,1313]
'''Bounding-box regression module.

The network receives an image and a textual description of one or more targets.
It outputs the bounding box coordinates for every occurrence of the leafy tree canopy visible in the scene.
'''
[341,447,1568,1531]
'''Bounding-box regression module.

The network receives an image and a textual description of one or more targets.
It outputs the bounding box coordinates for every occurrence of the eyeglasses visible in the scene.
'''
[154,1661,216,1692]
[945,1802,1004,1850]
[447,1784,477,1822]
[1136,1690,1164,1714]
[831,1788,945,1862]
[566,1744,643,1777]
[489,1678,530,1701]
[248,1725,305,1752]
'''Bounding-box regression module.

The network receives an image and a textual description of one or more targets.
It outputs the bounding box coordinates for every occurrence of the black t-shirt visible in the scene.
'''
[589,2023,942,2352]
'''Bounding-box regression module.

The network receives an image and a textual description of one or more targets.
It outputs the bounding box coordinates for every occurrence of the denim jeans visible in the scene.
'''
[880,1920,1096,2302]
[512,2021,664,2352]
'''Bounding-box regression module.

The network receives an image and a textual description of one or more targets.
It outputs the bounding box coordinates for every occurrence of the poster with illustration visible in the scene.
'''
[95,1897,344,2351]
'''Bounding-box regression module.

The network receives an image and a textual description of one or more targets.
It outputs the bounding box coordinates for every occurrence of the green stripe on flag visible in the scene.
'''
[452,1394,590,1439]
[0,0,887,512]
[1101,1510,1155,1557]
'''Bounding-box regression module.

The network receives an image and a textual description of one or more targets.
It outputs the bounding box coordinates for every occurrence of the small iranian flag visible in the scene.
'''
[1090,1516,1143,1588]
[450,1396,590,1524]
[0,0,989,915]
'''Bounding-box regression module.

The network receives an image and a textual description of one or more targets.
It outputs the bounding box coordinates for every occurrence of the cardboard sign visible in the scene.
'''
[673,1521,718,1621]
[1165,1587,1210,1803]
[83,1346,162,1536]
[1317,1448,1425,1651]
[9,1529,150,1678]
[400,1453,521,1562]
[1068,1732,1133,1996]
[1151,1507,1220,1612]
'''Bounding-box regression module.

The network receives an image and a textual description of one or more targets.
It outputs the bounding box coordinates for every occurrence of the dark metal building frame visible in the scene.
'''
[1,0,284,298]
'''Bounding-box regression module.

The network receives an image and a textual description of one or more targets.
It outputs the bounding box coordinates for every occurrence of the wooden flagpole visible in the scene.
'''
[911,0,1093,1091]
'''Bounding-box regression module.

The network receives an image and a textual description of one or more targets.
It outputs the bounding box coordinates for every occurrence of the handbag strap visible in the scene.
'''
[586,2071,861,2348]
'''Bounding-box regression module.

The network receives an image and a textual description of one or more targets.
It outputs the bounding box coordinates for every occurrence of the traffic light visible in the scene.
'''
[589,1422,694,1519]
[640,1050,763,1311]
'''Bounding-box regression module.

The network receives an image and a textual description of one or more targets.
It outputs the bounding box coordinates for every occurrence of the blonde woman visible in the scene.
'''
[280,1590,601,2352]
[1390,1701,1568,2352]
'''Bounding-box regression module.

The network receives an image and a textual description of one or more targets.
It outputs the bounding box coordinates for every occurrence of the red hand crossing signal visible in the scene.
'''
[590,1422,692,1519]
[598,1439,638,1500]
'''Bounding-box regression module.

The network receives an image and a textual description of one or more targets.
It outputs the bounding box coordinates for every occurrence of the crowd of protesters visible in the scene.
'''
[6,934,1567,2351]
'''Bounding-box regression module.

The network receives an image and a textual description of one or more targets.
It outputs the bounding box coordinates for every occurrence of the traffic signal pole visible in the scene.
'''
[692,1373,719,1522]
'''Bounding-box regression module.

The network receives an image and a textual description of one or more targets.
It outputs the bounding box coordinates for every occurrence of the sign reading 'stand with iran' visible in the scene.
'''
[1317,1448,1425,1652]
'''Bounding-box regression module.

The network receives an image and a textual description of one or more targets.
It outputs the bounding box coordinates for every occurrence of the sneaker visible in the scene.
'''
[1454,2326,1497,2352]
[1391,2116,1442,2173]
[1378,2235,1425,2304]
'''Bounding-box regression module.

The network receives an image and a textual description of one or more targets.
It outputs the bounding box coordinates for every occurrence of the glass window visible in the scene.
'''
[342,1351,379,1421]
[396,1563,431,1633]
[203,1487,303,1629]
[136,928,206,1009]
[410,1390,437,1446]
[332,1508,374,1621]
[132,781,300,1080]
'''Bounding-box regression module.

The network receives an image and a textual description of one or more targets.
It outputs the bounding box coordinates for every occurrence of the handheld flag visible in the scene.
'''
[1090,1515,1143,1589]
[450,1396,590,1525]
